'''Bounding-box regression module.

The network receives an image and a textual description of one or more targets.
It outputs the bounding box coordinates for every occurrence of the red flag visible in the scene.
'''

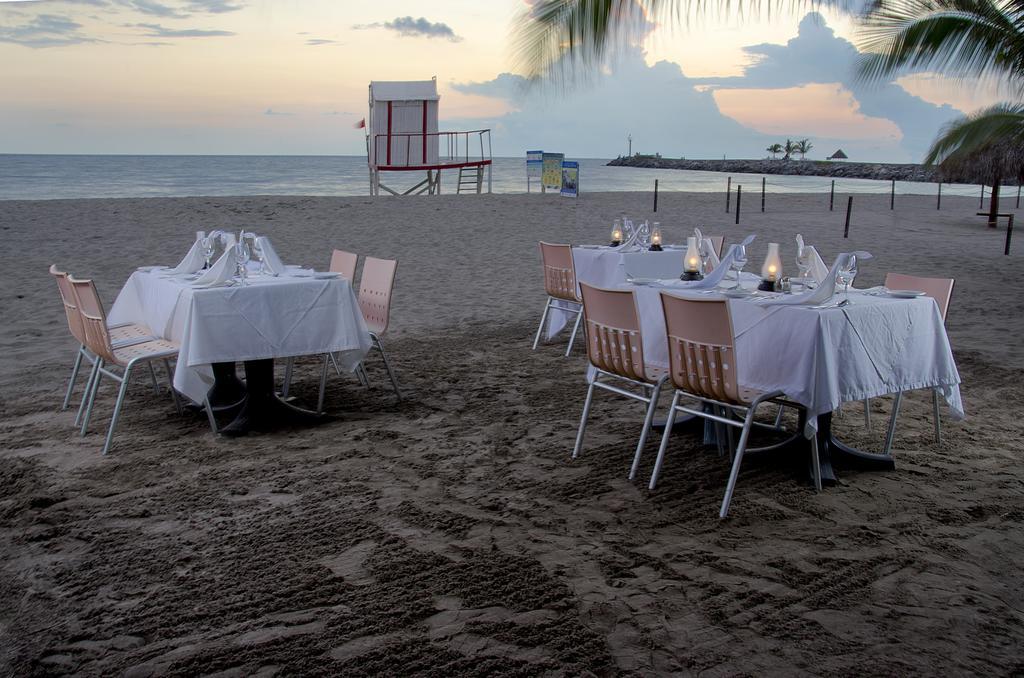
[353,118,365,129]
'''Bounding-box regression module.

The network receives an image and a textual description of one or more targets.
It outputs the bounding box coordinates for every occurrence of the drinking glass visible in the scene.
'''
[835,256,857,300]
[202,236,215,270]
[637,221,651,248]
[235,241,251,286]
[623,219,635,245]
[728,244,748,288]
[252,239,266,275]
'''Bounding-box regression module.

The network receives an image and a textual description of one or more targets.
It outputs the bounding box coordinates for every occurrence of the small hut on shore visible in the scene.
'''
[827,149,848,161]
[937,143,1024,228]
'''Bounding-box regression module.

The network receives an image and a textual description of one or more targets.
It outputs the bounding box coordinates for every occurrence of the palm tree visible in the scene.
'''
[767,143,784,159]
[858,0,1024,222]
[783,138,795,160]
[795,138,813,159]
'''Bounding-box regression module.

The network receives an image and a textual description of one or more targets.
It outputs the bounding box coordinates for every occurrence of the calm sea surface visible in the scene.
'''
[0,154,980,201]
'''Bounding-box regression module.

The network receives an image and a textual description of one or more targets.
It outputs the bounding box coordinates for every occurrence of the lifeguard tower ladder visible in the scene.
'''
[366,78,492,196]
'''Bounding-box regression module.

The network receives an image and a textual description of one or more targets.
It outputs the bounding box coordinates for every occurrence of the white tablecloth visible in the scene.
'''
[109,270,373,404]
[546,246,684,339]
[601,285,964,436]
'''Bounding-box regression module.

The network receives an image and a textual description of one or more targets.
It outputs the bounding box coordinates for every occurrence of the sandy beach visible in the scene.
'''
[2,191,1023,675]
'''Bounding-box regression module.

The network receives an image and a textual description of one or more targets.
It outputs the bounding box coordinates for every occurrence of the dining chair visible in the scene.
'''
[876,272,956,451]
[329,249,358,281]
[352,256,401,400]
[533,242,583,356]
[709,236,725,258]
[50,265,158,417]
[571,283,669,480]
[650,293,819,519]
[70,276,183,455]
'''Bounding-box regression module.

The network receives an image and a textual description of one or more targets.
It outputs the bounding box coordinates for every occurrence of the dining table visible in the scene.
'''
[108,264,373,433]
[618,278,964,483]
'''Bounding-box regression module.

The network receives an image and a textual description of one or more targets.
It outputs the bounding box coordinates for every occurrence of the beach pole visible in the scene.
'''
[844,196,853,238]
[761,177,766,212]
[830,180,835,211]
[979,185,984,209]
[1017,185,1021,208]
[1006,214,1014,255]
[654,179,659,212]
[937,183,942,210]
[726,177,732,213]
[735,185,742,225]
[890,179,895,210]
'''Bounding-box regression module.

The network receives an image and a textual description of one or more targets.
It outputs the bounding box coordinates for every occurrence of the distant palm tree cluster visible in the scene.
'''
[766,139,813,160]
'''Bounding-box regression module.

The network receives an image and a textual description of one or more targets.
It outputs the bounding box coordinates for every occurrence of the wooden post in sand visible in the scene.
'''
[735,185,742,225]
[844,196,853,238]
[1006,214,1014,255]
[726,177,732,213]
[890,179,896,210]
[1017,185,1021,208]
[980,185,985,209]
[937,183,942,210]
[761,177,766,212]
[829,180,835,211]
[653,179,659,212]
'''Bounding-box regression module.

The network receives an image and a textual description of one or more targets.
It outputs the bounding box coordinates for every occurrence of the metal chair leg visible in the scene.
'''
[317,354,330,414]
[148,362,159,394]
[883,391,903,456]
[649,391,681,489]
[628,379,664,480]
[720,407,759,519]
[162,359,181,414]
[565,311,583,357]
[772,403,784,429]
[532,299,552,350]
[80,360,105,436]
[863,398,872,430]
[356,363,369,388]
[932,388,941,444]
[571,381,597,459]
[373,335,402,400]
[282,357,294,398]
[75,358,99,428]
[101,365,133,455]
[203,396,218,434]
[810,431,822,492]
[63,349,85,411]
[329,352,342,377]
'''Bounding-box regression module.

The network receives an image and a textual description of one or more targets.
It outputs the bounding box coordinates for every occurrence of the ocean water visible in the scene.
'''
[0,154,983,201]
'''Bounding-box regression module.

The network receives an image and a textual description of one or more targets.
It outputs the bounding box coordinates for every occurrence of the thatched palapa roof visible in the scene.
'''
[827,149,848,160]
[937,143,1024,185]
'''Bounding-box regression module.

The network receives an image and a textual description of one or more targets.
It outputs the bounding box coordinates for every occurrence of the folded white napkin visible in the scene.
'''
[762,251,872,305]
[795,234,830,284]
[192,247,237,287]
[659,234,756,289]
[169,234,208,274]
[255,236,286,275]
[695,228,721,272]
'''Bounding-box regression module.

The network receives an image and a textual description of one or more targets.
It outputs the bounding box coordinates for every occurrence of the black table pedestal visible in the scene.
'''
[219,359,322,437]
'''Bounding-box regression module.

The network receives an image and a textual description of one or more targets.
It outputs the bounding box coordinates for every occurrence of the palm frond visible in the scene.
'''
[857,0,1024,86]
[511,0,852,83]
[925,103,1024,182]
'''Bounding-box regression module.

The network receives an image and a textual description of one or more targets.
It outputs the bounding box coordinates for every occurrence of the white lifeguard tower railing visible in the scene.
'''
[367,78,492,196]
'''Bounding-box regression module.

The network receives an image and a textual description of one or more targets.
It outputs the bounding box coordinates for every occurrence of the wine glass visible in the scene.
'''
[234,240,251,286]
[728,244,748,289]
[251,238,266,275]
[835,255,857,300]
[202,235,215,270]
[636,220,651,249]
[795,248,810,289]
[623,219,635,245]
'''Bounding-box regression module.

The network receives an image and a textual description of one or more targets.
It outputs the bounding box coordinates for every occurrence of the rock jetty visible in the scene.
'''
[608,156,940,182]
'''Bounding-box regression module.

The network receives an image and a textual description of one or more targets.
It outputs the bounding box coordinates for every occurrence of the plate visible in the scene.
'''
[313,272,341,279]
[888,289,926,298]
[577,245,606,250]
[722,288,753,298]
[138,265,168,272]
[626,277,660,285]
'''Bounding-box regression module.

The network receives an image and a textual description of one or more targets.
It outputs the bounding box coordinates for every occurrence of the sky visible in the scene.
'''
[0,0,1004,162]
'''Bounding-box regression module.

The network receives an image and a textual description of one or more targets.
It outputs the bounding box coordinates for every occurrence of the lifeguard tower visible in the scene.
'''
[366,77,492,196]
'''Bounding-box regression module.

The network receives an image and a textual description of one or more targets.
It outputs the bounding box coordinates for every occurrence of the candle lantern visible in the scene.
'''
[610,219,623,246]
[649,222,663,251]
[680,236,704,281]
[759,242,782,291]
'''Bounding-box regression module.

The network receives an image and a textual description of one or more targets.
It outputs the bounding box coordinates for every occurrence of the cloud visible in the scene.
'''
[354,16,461,42]
[693,12,963,159]
[453,73,530,100]
[119,0,243,16]
[305,38,342,46]
[263,108,292,116]
[130,22,234,37]
[0,13,98,48]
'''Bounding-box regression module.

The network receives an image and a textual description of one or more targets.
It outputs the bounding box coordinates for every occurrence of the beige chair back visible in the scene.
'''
[709,236,725,258]
[884,272,955,321]
[330,249,358,281]
[539,242,579,303]
[358,256,397,335]
[51,265,87,346]
[660,293,740,403]
[69,277,116,363]
[580,283,648,381]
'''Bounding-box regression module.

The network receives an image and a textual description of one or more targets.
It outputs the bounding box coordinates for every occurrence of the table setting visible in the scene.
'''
[109,230,373,435]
